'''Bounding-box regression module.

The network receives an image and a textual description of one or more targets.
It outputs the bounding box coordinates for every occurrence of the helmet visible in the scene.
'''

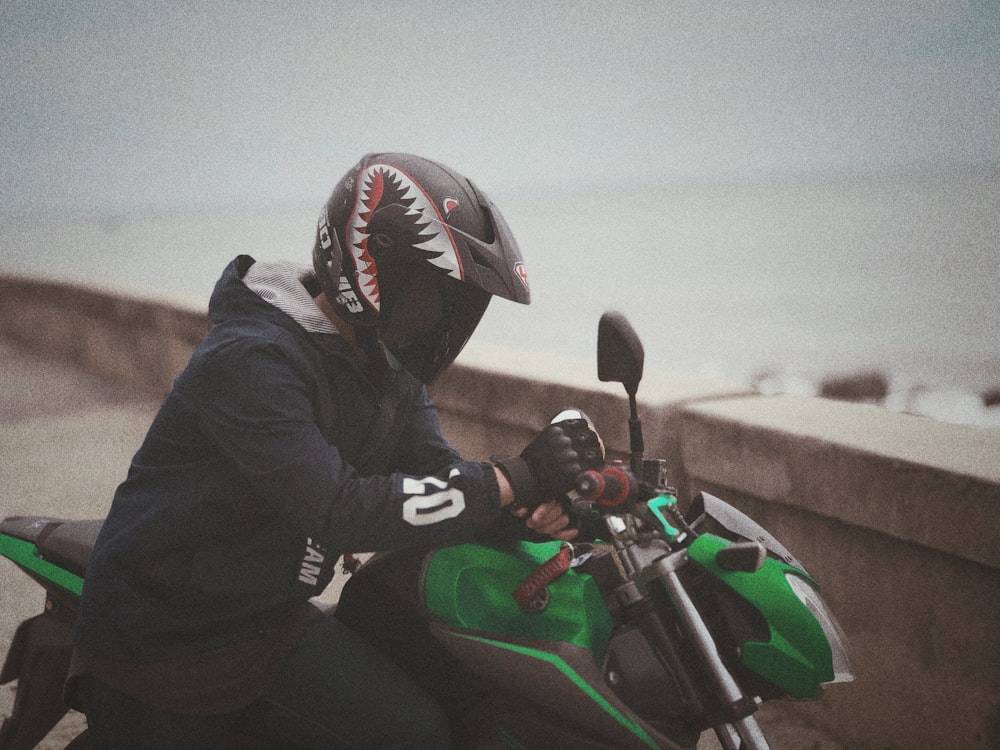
[313,153,530,382]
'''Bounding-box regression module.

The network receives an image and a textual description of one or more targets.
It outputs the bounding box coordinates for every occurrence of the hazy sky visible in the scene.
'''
[2,0,998,218]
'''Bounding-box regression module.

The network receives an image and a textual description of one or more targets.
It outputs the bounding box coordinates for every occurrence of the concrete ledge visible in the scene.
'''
[678,394,1000,569]
[0,274,209,399]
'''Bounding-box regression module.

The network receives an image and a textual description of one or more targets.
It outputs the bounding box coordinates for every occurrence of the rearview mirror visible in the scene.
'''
[597,311,644,395]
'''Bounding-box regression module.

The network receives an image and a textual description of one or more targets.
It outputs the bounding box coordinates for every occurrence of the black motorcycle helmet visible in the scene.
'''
[313,153,530,382]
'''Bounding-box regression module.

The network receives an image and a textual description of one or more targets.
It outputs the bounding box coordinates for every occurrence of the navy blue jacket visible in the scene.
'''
[76,256,504,663]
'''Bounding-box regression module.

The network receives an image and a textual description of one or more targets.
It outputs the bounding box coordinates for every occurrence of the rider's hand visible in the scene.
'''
[512,499,579,541]
[492,409,604,511]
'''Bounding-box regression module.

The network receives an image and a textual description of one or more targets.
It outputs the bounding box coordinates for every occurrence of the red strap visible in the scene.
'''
[513,546,573,610]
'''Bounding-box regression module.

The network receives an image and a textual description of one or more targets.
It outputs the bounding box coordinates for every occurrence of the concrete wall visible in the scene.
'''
[0,275,209,399]
[3,275,998,748]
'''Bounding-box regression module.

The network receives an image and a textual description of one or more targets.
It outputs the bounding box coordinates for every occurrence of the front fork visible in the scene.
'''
[652,550,770,750]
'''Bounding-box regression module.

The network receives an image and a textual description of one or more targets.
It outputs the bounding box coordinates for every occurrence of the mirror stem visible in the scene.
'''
[628,389,644,475]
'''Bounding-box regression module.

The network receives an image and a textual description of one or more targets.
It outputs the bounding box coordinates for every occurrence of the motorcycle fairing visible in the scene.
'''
[686,493,808,574]
[686,533,834,699]
[422,542,701,749]
[429,624,693,750]
[0,517,103,598]
[0,533,84,597]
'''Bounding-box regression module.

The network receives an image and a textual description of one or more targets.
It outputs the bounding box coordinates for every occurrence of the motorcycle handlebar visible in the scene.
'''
[575,466,634,507]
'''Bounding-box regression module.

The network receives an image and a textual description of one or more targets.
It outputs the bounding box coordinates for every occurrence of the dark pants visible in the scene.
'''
[77,614,451,749]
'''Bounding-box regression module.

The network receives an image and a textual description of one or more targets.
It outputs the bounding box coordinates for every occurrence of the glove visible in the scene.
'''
[493,409,605,510]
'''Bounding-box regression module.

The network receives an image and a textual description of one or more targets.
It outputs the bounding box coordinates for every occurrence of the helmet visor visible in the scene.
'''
[381,273,491,383]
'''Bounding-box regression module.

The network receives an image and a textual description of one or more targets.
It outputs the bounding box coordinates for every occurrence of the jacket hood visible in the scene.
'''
[208,256,297,328]
[208,255,404,391]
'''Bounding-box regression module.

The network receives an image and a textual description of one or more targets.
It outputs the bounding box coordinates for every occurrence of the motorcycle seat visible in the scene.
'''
[0,516,104,578]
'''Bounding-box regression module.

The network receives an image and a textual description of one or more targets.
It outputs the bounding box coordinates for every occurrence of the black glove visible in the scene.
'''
[493,409,605,510]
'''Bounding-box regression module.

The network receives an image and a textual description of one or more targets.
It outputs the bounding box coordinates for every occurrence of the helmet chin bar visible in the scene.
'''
[386,330,448,384]
[314,228,452,386]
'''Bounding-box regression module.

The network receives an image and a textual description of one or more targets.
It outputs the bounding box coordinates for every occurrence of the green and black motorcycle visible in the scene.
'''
[1,312,851,749]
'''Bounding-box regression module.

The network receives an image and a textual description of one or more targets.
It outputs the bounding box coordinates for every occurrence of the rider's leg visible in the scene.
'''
[242,612,450,749]
[75,674,238,749]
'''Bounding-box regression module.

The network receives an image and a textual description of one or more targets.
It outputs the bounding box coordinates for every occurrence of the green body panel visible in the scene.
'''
[424,541,614,659]
[455,633,660,749]
[687,533,833,699]
[0,533,84,596]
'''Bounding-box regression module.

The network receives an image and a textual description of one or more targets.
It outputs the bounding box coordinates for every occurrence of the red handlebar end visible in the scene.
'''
[599,466,631,507]
[576,470,606,499]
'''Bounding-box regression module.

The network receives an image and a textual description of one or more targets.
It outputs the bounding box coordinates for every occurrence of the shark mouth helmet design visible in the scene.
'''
[312,152,531,383]
[348,163,464,312]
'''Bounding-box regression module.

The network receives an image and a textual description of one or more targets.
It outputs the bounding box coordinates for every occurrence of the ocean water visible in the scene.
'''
[3,172,998,427]
[487,173,1000,427]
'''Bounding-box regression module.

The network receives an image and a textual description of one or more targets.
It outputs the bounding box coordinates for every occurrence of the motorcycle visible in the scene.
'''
[0,311,852,749]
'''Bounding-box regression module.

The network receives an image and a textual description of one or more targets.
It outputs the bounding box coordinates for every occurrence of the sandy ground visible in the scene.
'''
[0,341,841,748]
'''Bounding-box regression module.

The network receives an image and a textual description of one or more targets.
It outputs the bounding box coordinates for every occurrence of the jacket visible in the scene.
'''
[75,255,505,668]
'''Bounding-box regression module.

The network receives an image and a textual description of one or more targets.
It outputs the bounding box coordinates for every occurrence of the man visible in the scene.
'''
[70,153,602,748]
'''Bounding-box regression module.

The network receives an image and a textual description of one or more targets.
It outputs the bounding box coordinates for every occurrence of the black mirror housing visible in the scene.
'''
[598,311,644,394]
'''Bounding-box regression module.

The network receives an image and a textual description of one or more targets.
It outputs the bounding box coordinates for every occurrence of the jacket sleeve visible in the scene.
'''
[173,335,504,552]
[390,383,467,476]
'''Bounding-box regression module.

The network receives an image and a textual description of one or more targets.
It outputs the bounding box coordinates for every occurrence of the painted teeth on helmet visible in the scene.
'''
[348,163,465,313]
[402,208,462,278]
[349,166,386,310]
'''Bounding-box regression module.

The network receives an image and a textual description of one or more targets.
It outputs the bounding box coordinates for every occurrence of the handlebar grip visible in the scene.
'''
[576,467,633,507]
